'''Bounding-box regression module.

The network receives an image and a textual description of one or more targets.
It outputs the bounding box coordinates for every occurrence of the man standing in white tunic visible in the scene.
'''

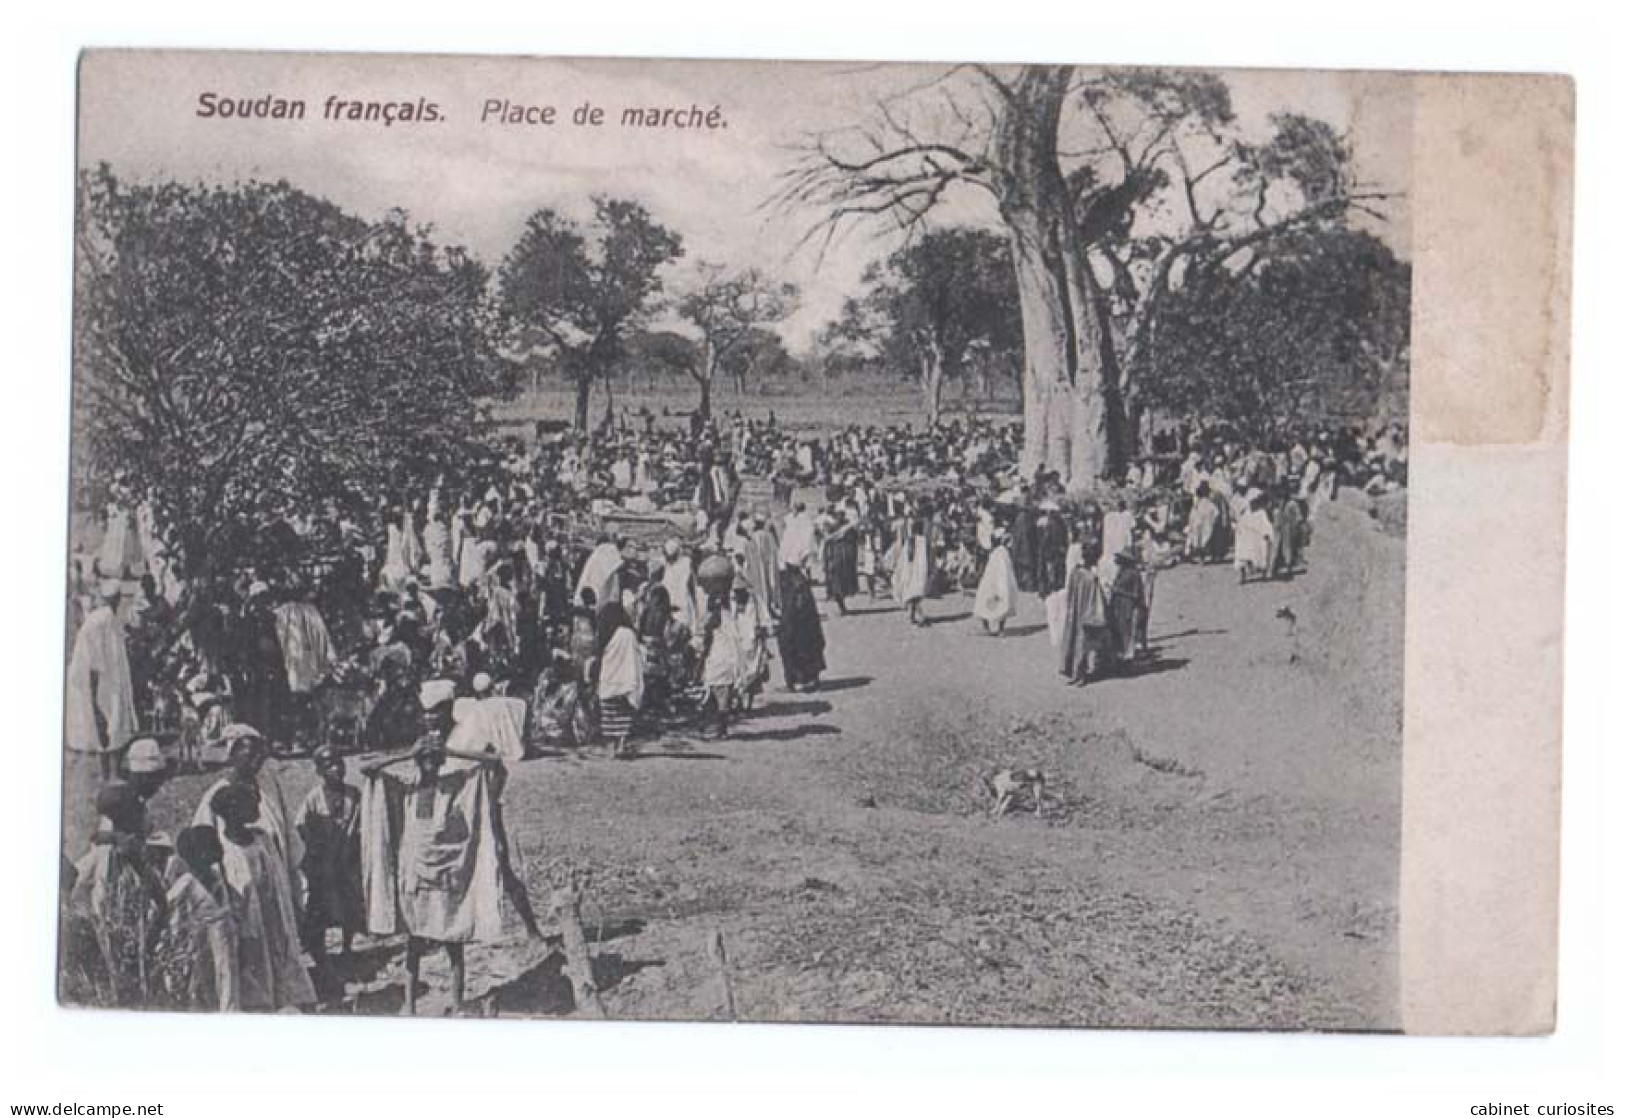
[65,580,138,781]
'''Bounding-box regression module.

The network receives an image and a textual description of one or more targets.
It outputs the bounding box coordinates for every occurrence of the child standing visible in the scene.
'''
[158,825,240,1011]
[210,783,317,1012]
[295,746,366,999]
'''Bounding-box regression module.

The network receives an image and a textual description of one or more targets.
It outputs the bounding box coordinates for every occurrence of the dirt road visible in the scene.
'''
[111,501,1403,1029]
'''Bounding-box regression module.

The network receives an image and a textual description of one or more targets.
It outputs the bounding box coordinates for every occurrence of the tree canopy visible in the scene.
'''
[1141,226,1411,428]
[497,196,683,430]
[827,226,1022,425]
[73,165,511,576]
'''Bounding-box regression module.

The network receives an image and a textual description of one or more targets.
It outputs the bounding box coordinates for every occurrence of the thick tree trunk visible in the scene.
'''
[922,357,945,427]
[993,65,1126,489]
[696,374,713,421]
[572,375,592,432]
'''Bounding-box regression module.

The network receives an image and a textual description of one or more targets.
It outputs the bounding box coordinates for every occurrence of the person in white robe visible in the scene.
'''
[159,824,240,1011]
[208,783,315,1012]
[98,501,147,583]
[1046,539,1085,647]
[422,495,456,590]
[973,531,1019,635]
[660,539,699,634]
[1234,492,1275,584]
[575,537,624,607]
[272,594,333,696]
[1098,505,1137,587]
[381,517,412,589]
[65,582,138,780]
[192,726,304,911]
[445,674,528,762]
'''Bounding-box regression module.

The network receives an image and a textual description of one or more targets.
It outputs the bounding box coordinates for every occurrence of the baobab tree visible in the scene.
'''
[1060,70,1394,450]
[779,64,1391,485]
[780,64,1122,485]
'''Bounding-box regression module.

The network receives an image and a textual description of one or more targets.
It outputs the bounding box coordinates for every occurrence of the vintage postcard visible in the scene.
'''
[59,50,1570,1033]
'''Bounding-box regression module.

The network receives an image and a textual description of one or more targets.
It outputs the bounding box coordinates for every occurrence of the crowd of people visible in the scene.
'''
[59,404,1408,1013]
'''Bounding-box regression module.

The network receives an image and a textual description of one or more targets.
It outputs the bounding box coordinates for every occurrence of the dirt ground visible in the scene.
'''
[71,499,1403,1030]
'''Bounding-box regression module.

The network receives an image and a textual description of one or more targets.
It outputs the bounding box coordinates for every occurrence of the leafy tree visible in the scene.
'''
[725,327,797,395]
[831,226,1021,425]
[674,265,797,417]
[497,197,683,430]
[1064,70,1392,446]
[72,165,510,576]
[1143,226,1410,428]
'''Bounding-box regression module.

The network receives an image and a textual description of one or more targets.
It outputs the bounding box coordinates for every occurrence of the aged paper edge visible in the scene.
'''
[1400,73,1573,1034]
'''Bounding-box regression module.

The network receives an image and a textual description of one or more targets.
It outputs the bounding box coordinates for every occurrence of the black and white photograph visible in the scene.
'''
[63,50,1421,1029]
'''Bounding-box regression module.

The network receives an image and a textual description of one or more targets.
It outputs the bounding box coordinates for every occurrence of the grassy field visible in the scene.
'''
[490,383,1024,437]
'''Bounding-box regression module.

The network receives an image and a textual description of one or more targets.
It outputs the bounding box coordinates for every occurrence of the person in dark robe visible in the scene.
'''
[1008,496,1039,593]
[230,583,291,748]
[821,508,861,615]
[1058,560,1111,686]
[1106,551,1144,667]
[1034,506,1071,599]
[776,564,827,692]
[363,660,423,753]
[637,581,675,718]
[295,746,364,999]
[1270,486,1306,578]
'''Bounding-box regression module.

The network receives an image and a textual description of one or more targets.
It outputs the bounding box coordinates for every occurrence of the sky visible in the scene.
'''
[78,51,1414,351]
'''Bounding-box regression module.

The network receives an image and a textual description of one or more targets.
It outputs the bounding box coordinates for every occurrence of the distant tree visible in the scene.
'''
[724,326,796,395]
[497,196,683,430]
[72,165,510,576]
[673,265,797,418]
[833,227,1021,426]
[1143,226,1410,428]
[626,328,705,399]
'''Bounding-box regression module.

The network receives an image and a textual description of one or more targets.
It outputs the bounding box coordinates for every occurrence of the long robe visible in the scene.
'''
[423,519,455,589]
[1271,498,1305,574]
[1058,564,1111,681]
[1009,508,1039,593]
[743,530,782,618]
[295,784,366,938]
[160,870,240,1011]
[64,606,137,755]
[598,627,646,710]
[194,771,305,905]
[575,543,623,607]
[890,520,933,605]
[98,503,147,580]
[221,833,316,1010]
[1234,508,1274,572]
[701,609,744,690]
[1034,514,1070,599]
[822,525,860,600]
[360,764,505,944]
[446,696,528,763]
[68,842,160,1006]
[1186,496,1221,558]
[973,544,1019,625]
[273,601,333,696]
[661,555,700,633]
[381,523,412,589]
[776,566,827,687]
